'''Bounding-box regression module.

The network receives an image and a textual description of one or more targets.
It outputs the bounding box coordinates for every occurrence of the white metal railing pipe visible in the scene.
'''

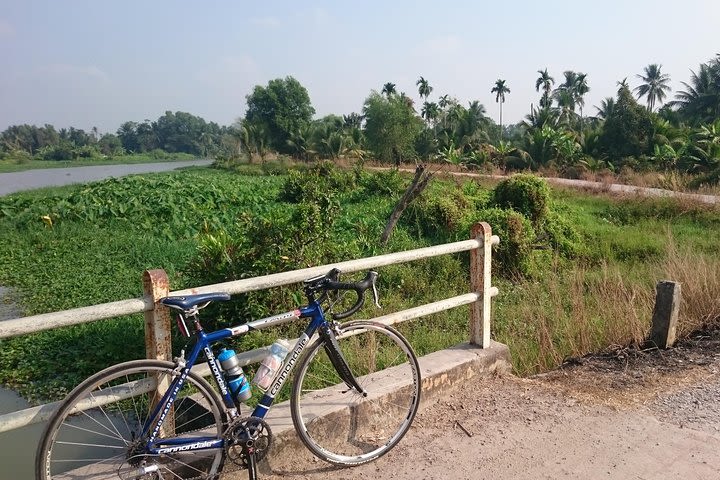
[0,238,481,339]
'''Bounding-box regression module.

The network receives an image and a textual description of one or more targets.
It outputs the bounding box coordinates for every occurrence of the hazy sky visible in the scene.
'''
[1,0,718,134]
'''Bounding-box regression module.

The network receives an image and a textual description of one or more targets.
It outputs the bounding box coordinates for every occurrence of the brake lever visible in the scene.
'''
[370,271,381,309]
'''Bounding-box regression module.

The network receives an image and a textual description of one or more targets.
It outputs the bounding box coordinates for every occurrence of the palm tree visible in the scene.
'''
[491,79,510,141]
[670,57,720,124]
[574,73,590,120]
[416,76,433,101]
[552,71,589,123]
[617,77,630,93]
[438,94,451,109]
[595,97,616,120]
[535,69,555,108]
[635,64,671,112]
[553,71,578,112]
[381,82,397,97]
[421,101,440,124]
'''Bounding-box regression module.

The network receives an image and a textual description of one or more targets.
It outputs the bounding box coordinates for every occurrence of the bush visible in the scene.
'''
[542,211,582,258]
[186,191,344,329]
[360,169,407,196]
[473,208,537,278]
[491,174,550,225]
[280,161,355,203]
[407,187,473,238]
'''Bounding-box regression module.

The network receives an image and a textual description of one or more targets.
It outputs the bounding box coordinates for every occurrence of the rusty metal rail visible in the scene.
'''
[0,223,499,433]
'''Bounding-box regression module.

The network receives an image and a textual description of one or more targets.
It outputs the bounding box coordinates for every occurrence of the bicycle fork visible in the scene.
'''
[319,325,366,396]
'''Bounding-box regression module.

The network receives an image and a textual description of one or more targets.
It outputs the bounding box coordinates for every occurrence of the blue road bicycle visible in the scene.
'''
[37,269,422,479]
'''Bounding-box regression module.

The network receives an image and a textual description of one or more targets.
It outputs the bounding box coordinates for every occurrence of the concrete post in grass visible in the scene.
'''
[649,280,681,348]
[470,222,500,348]
[143,269,174,434]
[143,269,172,361]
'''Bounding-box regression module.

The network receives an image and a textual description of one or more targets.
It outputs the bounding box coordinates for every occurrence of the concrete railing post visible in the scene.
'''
[470,222,499,348]
[143,269,172,361]
[142,269,174,434]
[649,280,681,348]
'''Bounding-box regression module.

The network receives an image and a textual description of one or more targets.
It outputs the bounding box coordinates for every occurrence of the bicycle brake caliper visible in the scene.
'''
[172,350,186,376]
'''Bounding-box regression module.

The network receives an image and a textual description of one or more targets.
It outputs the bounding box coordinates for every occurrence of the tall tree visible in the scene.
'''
[416,76,433,101]
[635,64,671,112]
[535,68,555,108]
[244,76,315,153]
[491,79,510,141]
[671,56,720,125]
[421,101,440,124]
[574,72,590,120]
[595,97,616,120]
[362,91,423,164]
[598,84,654,161]
[381,82,397,97]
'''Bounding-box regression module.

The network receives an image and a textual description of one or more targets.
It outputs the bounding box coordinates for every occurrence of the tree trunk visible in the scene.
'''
[380,165,434,246]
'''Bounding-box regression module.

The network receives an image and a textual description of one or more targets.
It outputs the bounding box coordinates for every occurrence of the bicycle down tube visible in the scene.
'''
[144,302,327,454]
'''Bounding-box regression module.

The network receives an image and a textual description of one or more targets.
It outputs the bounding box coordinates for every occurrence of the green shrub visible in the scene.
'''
[491,174,550,225]
[360,169,406,196]
[279,161,355,203]
[473,207,537,278]
[407,187,474,238]
[542,211,582,258]
[186,193,344,330]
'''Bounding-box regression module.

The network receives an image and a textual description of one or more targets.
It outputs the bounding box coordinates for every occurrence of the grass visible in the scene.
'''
[0,163,719,402]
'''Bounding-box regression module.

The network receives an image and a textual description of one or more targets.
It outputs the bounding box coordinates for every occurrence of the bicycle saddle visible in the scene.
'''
[160,292,231,311]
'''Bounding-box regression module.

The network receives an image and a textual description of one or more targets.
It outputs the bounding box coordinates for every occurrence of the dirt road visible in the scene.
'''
[260,332,720,480]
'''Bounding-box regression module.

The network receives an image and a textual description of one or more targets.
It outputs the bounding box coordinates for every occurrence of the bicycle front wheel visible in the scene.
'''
[36,359,226,480]
[290,321,421,465]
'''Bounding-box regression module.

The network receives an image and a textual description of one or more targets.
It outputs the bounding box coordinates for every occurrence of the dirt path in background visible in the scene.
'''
[255,330,720,480]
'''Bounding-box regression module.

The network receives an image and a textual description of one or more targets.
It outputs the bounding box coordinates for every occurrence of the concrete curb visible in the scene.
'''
[245,341,512,475]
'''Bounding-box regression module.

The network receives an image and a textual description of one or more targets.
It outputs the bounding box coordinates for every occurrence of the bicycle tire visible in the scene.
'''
[36,359,227,480]
[290,321,421,465]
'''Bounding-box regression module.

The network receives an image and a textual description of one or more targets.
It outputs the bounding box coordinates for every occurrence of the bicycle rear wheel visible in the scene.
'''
[36,359,226,480]
[290,321,421,465]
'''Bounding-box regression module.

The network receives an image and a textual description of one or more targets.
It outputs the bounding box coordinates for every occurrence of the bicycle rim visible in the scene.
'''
[37,360,226,480]
[290,321,421,465]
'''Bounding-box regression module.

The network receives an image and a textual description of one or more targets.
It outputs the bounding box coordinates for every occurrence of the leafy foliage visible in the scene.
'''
[598,85,654,161]
[244,76,315,154]
[491,174,551,225]
[362,92,423,163]
[0,170,281,238]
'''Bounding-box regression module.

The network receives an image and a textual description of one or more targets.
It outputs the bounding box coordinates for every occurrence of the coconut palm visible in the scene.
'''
[671,57,720,125]
[553,71,578,112]
[438,94,451,109]
[552,71,589,123]
[595,97,616,120]
[421,101,440,124]
[535,69,555,108]
[617,77,630,93]
[416,76,433,101]
[491,79,510,140]
[575,73,590,120]
[635,64,671,112]
[381,82,397,97]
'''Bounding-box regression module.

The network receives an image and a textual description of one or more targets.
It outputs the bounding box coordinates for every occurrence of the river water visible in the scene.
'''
[0,159,213,196]
[0,160,211,477]
[0,388,43,479]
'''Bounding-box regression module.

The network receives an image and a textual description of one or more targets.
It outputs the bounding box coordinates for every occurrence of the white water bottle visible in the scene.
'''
[253,339,291,391]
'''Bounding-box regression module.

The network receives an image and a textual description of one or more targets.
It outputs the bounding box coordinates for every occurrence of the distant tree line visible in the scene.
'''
[0,111,236,161]
[2,55,719,185]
